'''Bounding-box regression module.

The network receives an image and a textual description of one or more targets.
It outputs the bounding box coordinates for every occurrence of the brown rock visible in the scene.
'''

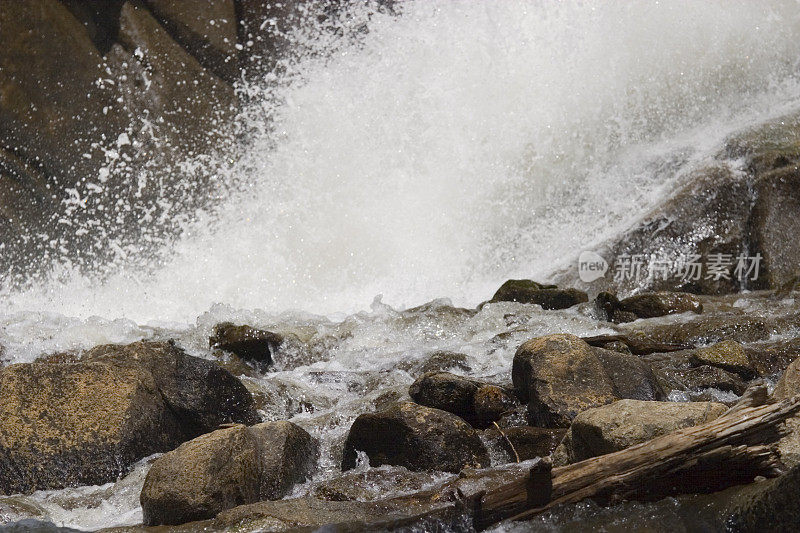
[490,280,587,310]
[341,402,489,473]
[512,334,618,427]
[619,292,703,319]
[141,421,317,525]
[210,322,283,372]
[690,340,754,378]
[552,399,727,465]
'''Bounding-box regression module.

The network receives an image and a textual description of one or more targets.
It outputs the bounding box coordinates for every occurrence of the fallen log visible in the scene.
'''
[581,333,693,355]
[473,386,800,529]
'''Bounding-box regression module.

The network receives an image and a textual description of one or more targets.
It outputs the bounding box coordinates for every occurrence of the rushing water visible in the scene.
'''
[3,0,800,530]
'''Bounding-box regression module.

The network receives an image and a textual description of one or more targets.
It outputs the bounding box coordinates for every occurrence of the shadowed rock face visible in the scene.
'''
[341,401,490,473]
[0,340,258,495]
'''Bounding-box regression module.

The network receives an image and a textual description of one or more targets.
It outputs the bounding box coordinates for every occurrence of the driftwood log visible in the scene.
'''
[581,333,693,355]
[472,387,800,529]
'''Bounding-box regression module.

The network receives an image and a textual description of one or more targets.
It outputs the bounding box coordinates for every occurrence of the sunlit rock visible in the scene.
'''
[141,421,317,525]
[552,399,727,465]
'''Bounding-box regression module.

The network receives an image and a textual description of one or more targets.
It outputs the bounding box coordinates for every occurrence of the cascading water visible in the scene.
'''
[3,1,800,530]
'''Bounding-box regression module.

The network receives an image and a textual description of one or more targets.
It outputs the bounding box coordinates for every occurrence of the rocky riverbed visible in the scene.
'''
[3,281,800,531]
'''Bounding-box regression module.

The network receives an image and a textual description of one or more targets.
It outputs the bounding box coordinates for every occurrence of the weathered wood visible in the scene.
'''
[473,388,800,529]
[581,333,692,355]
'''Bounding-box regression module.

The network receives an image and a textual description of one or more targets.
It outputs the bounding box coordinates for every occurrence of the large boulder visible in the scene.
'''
[552,399,727,465]
[749,167,800,290]
[0,360,178,495]
[342,402,489,473]
[408,372,516,428]
[141,421,317,525]
[512,334,662,427]
[85,340,259,438]
[0,340,258,495]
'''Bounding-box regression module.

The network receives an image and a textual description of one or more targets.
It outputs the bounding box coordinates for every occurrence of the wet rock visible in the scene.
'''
[512,334,617,427]
[144,0,239,82]
[552,399,727,465]
[484,427,565,462]
[690,340,754,378]
[0,360,178,495]
[771,356,800,467]
[0,340,259,495]
[726,463,800,532]
[619,292,703,319]
[85,340,259,437]
[209,322,283,372]
[749,167,800,290]
[409,372,479,421]
[594,348,665,401]
[622,313,771,346]
[495,405,530,428]
[399,350,471,376]
[554,165,752,295]
[342,402,490,473]
[660,365,747,396]
[472,385,518,427]
[496,286,588,310]
[408,372,517,427]
[744,338,800,377]
[141,421,317,525]
[490,279,557,302]
[311,467,435,502]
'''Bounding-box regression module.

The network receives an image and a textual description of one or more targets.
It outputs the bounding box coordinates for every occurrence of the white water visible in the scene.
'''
[3,1,800,530]
[4,0,800,326]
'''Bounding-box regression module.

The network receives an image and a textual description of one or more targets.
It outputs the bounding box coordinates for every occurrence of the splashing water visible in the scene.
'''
[4,1,800,323]
[3,3,800,528]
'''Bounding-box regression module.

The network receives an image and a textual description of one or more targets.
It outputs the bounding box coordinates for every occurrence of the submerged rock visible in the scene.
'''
[210,322,283,372]
[619,292,703,320]
[489,280,587,310]
[342,402,490,473]
[484,426,565,462]
[399,350,471,376]
[408,372,516,427]
[0,340,258,495]
[311,467,435,502]
[552,399,727,465]
[513,334,662,427]
[141,421,317,525]
[690,340,754,378]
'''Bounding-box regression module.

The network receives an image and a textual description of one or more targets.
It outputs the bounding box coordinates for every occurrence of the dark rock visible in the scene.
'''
[85,340,259,438]
[0,339,260,495]
[408,372,479,422]
[554,165,752,295]
[144,0,239,83]
[594,348,665,401]
[472,385,518,427]
[726,463,800,532]
[342,402,489,473]
[209,322,283,372]
[490,280,587,310]
[552,399,727,465]
[141,421,317,525]
[311,467,433,502]
[408,372,516,428]
[619,292,703,319]
[749,167,800,291]
[484,427,565,462]
[495,405,530,428]
[744,338,800,377]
